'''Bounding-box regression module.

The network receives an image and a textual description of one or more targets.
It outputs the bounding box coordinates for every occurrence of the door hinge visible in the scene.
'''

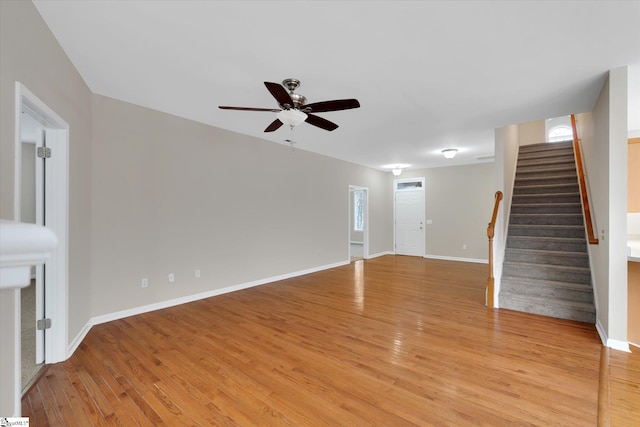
[36,318,52,330]
[37,147,52,158]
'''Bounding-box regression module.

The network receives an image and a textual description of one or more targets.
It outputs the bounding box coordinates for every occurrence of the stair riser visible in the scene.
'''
[516,166,576,177]
[517,156,575,167]
[506,237,587,252]
[515,176,578,186]
[500,297,596,323]
[513,194,581,204]
[501,280,594,303]
[518,148,573,160]
[509,214,584,226]
[513,185,579,195]
[502,264,591,284]
[519,141,573,152]
[504,251,589,268]
[508,227,585,238]
[511,204,582,214]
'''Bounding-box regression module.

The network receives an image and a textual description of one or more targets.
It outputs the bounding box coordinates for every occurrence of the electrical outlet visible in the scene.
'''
[463,244,467,250]
[195,269,201,278]
[141,278,148,288]
[168,273,175,283]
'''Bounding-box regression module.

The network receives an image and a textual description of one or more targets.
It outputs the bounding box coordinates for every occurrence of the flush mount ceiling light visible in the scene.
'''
[442,149,458,159]
[277,109,308,127]
[382,163,410,176]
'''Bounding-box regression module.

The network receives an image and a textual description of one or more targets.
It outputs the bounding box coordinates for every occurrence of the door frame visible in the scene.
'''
[393,177,426,256]
[349,185,369,261]
[14,82,69,373]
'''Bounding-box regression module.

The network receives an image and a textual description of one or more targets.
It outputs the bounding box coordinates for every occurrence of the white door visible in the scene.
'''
[395,180,425,256]
[34,128,46,364]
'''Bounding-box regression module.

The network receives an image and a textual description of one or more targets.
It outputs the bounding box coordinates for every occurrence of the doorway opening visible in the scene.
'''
[349,186,369,262]
[15,82,69,394]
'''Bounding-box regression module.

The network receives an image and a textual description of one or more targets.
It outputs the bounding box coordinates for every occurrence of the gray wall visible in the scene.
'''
[90,95,393,317]
[518,119,546,146]
[578,67,629,347]
[0,0,93,415]
[400,163,495,261]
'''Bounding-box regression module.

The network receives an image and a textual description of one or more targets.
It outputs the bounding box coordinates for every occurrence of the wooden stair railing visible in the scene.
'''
[487,190,503,308]
[571,114,599,245]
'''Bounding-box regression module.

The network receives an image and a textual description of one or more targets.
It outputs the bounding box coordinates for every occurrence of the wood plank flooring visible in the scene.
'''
[609,346,640,426]
[21,256,615,425]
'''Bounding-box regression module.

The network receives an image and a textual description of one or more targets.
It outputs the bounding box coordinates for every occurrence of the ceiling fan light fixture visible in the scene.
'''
[442,149,458,159]
[392,168,403,176]
[277,109,308,127]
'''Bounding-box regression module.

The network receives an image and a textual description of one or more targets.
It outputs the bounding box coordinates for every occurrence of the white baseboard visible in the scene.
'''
[596,319,631,352]
[424,254,488,264]
[67,319,92,357]
[366,251,394,259]
[67,259,350,359]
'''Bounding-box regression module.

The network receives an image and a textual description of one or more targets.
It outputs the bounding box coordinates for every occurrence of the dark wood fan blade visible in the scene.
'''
[264,82,294,109]
[305,114,339,131]
[264,119,283,132]
[302,99,360,113]
[219,106,281,112]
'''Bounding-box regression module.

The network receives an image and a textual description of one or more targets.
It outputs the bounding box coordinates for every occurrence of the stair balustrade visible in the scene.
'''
[487,191,503,308]
[571,114,599,245]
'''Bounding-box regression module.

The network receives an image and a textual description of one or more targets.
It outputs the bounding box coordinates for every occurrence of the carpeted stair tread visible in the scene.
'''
[500,293,596,323]
[509,213,584,225]
[518,141,573,151]
[504,248,589,267]
[512,193,581,203]
[501,140,595,323]
[507,224,586,238]
[514,183,579,194]
[501,275,593,292]
[503,260,590,273]
[515,174,578,185]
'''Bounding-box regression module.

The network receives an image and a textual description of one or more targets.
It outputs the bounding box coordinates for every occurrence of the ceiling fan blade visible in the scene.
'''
[219,106,281,112]
[302,99,360,113]
[264,119,283,132]
[264,82,294,109]
[305,114,339,131]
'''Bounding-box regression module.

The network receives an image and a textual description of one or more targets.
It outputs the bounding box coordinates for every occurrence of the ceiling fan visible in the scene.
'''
[219,78,360,132]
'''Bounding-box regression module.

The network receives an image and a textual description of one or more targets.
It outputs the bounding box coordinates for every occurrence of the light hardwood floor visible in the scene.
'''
[21,256,633,425]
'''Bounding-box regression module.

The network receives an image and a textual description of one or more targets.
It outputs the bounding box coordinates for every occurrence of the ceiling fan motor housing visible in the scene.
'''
[289,93,307,109]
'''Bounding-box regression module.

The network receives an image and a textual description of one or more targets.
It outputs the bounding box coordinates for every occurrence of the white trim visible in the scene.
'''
[67,319,92,357]
[12,289,20,416]
[349,186,369,261]
[69,260,350,354]
[14,82,69,365]
[367,251,394,259]
[596,319,631,352]
[424,254,488,264]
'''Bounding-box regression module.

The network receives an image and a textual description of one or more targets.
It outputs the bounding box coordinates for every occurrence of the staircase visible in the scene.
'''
[500,140,596,323]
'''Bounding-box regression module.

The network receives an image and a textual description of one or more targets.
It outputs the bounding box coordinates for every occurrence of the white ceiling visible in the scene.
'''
[32,1,640,170]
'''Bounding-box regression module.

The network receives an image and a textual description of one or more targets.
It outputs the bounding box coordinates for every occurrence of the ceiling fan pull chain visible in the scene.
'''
[287,128,296,151]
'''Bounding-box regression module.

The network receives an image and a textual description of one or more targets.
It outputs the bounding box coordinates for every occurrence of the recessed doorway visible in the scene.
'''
[349,186,369,262]
[15,83,69,397]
